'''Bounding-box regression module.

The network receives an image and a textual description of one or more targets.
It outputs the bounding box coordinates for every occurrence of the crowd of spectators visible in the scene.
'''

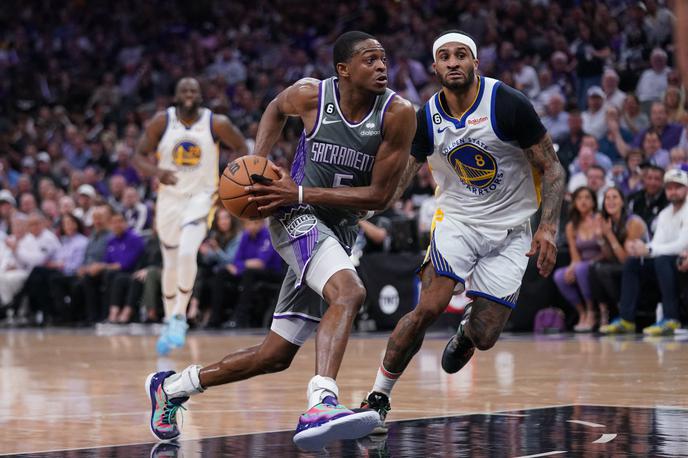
[0,0,686,332]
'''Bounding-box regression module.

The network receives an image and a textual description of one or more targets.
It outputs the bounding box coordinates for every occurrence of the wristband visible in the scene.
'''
[298,185,304,204]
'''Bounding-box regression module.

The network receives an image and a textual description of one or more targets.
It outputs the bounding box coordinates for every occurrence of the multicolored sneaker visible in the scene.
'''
[145,371,189,441]
[360,391,391,434]
[167,315,189,348]
[642,319,681,336]
[600,318,636,335]
[293,395,381,451]
[441,323,476,374]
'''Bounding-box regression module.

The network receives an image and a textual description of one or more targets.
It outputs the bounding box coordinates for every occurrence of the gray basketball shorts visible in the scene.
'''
[267,206,356,346]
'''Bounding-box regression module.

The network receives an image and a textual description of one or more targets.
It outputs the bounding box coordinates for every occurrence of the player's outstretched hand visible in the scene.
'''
[527,227,557,277]
[246,164,297,214]
[156,168,178,185]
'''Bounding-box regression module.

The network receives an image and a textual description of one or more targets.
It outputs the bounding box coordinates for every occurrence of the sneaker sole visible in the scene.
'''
[144,373,179,442]
[293,410,381,451]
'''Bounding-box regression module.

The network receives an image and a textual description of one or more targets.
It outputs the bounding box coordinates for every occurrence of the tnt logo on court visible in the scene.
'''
[447,143,499,192]
[172,140,202,168]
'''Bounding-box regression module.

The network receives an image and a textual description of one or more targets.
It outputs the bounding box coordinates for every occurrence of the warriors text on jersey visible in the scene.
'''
[157,107,219,196]
[413,76,547,236]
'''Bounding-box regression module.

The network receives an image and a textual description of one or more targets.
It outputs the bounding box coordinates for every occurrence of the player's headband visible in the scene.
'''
[432,33,477,61]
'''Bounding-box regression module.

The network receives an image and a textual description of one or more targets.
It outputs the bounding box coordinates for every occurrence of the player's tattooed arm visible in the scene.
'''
[132,111,178,185]
[387,156,423,209]
[524,133,565,277]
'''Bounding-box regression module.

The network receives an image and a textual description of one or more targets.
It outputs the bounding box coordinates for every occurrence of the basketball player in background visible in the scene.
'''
[133,77,247,355]
[362,30,566,429]
[145,32,415,450]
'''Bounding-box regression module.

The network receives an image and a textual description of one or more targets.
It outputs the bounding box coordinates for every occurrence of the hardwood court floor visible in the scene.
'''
[1,329,687,456]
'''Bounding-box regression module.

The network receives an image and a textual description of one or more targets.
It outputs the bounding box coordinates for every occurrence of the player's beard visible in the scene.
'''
[177,99,201,118]
[439,66,476,92]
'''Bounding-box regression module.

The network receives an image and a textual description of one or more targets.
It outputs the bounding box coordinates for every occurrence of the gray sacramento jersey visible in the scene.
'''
[289,76,396,248]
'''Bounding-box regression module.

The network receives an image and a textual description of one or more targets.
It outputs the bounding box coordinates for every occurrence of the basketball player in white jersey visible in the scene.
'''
[361,31,566,427]
[134,77,247,355]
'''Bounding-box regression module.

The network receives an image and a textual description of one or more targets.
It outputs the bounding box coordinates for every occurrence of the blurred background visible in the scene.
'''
[0,0,686,333]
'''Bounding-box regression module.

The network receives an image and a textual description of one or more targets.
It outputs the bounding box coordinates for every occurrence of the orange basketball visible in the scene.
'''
[219,155,280,219]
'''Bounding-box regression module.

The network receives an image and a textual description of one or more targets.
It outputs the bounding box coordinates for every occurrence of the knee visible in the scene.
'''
[466,317,502,351]
[411,305,443,328]
[333,283,366,312]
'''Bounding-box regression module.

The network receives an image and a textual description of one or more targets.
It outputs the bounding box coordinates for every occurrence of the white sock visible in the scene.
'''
[163,365,205,399]
[372,365,401,397]
[307,375,339,409]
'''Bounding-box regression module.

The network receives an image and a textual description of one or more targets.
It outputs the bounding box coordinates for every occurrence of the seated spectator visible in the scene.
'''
[108,175,126,212]
[553,187,604,332]
[541,92,570,144]
[112,143,141,186]
[557,109,585,174]
[601,168,688,335]
[601,69,626,110]
[99,211,145,323]
[18,193,38,216]
[74,184,97,229]
[635,48,671,111]
[70,205,113,324]
[590,187,648,327]
[24,213,88,324]
[190,208,242,328]
[602,105,634,161]
[632,102,683,151]
[586,164,611,208]
[122,187,149,234]
[669,147,687,170]
[0,190,16,237]
[615,149,644,196]
[664,86,685,124]
[582,86,607,140]
[569,135,613,178]
[214,219,282,329]
[567,146,597,193]
[0,215,29,308]
[641,130,670,169]
[620,94,650,136]
[628,164,669,235]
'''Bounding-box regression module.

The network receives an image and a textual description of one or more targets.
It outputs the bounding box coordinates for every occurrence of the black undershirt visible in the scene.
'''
[411,81,546,162]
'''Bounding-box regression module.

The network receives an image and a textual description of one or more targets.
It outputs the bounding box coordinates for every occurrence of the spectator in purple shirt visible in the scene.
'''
[632,102,684,151]
[210,219,283,329]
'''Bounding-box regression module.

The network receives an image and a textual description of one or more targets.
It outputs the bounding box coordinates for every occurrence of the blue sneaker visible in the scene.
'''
[156,323,172,356]
[293,396,381,451]
[167,315,188,348]
[145,371,189,441]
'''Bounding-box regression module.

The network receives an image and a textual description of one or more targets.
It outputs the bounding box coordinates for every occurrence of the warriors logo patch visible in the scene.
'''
[172,140,202,168]
[447,143,498,189]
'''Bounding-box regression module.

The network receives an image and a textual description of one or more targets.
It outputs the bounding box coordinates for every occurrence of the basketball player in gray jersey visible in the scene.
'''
[145,32,416,451]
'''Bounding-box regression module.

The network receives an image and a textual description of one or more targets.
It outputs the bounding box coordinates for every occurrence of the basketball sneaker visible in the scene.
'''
[599,318,636,335]
[642,319,681,336]
[360,391,391,434]
[293,395,381,451]
[145,371,189,441]
[441,323,475,374]
[167,315,189,348]
[156,321,172,356]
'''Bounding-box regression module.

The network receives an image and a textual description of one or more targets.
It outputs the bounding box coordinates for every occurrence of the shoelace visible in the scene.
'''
[163,401,187,427]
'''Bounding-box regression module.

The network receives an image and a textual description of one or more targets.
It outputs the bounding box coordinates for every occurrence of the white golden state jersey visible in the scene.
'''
[426,77,541,235]
[157,107,219,196]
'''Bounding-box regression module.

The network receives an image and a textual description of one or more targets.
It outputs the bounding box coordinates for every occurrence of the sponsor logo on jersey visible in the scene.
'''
[444,138,503,196]
[467,116,488,126]
[359,128,380,136]
[437,126,450,134]
[279,206,318,238]
[172,140,202,168]
[322,118,341,125]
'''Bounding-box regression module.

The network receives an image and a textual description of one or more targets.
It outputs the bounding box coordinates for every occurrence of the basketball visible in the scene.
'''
[219,155,280,219]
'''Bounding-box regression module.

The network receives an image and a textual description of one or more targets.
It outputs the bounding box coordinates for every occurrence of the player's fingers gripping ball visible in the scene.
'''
[219,155,280,219]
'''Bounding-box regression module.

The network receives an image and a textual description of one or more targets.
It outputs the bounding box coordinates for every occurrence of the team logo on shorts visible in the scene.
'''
[279,206,317,238]
[172,140,202,168]
[447,143,499,190]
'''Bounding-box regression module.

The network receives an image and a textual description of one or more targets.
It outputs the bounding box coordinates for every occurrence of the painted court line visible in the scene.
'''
[567,419,605,428]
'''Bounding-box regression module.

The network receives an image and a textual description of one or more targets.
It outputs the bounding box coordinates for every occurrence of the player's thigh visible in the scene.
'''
[423,217,480,293]
[155,194,183,248]
[307,237,362,305]
[271,268,323,346]
[469,227,531,308]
